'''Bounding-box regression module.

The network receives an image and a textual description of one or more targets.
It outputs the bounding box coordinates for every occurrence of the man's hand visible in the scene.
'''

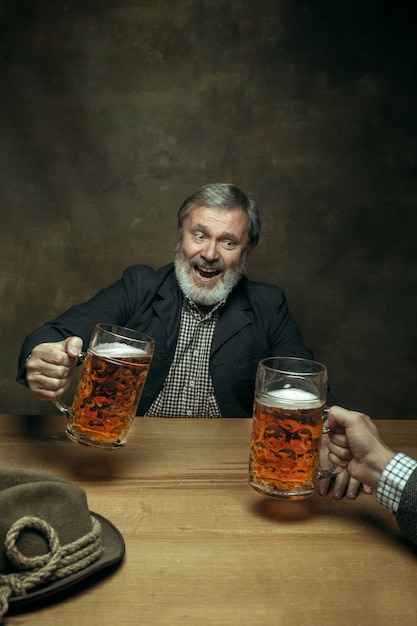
[323,405,395,492]
[25,337,83,401]
[316,432,367,499]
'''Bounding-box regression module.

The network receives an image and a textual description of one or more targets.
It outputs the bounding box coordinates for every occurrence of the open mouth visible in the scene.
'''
[193,266,222,283]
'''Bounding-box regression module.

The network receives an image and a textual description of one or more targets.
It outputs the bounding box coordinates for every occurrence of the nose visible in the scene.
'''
[201,239,220,262]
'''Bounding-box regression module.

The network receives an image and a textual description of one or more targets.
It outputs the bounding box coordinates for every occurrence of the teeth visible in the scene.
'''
[195,267,220,280]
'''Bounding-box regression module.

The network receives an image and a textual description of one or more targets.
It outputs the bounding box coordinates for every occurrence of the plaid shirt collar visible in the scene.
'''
[183,295,226,319]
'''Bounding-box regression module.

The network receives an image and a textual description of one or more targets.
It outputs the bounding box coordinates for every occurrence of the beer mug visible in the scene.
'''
[249,357,340,500]
[54,324,155,449]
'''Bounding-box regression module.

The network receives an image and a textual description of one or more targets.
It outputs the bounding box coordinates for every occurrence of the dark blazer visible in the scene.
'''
[17,263,325,417]
[396,467,417,545]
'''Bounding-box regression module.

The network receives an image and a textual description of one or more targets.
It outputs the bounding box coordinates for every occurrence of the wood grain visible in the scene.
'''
[1,416,416,626]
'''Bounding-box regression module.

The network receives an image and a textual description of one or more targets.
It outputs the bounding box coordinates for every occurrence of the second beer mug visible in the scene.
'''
[54,324,154,449]
[249,357,339,500]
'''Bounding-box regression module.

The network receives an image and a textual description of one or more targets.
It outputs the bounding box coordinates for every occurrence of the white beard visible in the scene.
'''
[174,246,248,306]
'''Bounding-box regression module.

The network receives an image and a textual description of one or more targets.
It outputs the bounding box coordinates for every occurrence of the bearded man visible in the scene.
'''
[18,183,323,419]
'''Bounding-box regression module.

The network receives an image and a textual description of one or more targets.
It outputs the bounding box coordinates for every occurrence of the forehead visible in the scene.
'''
[184,205,249,237]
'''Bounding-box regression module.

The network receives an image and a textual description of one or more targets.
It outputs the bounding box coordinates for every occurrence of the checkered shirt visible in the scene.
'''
[376,452,417,513]
[145,297,224,418]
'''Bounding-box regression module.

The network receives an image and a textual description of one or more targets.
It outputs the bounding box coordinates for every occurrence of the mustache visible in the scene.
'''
[189,257,226,272]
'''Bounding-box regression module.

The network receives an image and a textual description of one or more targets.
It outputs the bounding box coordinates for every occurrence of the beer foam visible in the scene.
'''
[260,387,322,409]
[91,342,147,358]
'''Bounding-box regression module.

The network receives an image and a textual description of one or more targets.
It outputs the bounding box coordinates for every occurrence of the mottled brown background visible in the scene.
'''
[1,1,416,418]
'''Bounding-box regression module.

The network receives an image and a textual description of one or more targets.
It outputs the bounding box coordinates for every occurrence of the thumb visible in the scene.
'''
[323,411,338,432]
[64,336,83,358]
[324,405,348,432]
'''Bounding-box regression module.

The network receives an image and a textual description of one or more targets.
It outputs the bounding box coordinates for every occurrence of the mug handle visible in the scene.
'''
[52,351,85,418]
[54,397,70,418]
[316,408,342,480]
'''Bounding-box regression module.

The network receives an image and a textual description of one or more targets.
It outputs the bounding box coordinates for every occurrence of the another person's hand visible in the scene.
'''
[25,337,83,401]
[316,434,366,499]
[323,405,395,491]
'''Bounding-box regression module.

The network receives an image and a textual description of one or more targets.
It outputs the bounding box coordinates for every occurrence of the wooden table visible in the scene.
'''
[1,415,417,626]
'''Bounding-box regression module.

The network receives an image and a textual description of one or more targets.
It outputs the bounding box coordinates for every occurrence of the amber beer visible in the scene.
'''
[249,387,325,499]
[66,343,151,448]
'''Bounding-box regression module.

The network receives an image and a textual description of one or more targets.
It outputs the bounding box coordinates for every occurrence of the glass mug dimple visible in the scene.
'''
[54,324,155,449]
[249,357,340,500]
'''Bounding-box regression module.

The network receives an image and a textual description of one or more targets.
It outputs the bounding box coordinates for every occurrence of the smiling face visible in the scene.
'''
[174,205,251,306]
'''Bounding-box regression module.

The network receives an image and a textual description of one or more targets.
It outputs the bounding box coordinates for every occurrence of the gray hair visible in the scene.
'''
[177,183,261,249]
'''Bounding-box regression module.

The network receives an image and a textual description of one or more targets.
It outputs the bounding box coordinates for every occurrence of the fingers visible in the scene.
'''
[330,470,351,499]
[27,374,72,401]
[332,475,369,500]
[328,451,350,468]
[338,475,361,500]
[325,405,377,437]
[316,470,362,500]
[314,407,380,501]
[25,338,82,401]
[26,361,72,400]
[316,476,332,497]
[327,433,354,464]
[317,470,352,500]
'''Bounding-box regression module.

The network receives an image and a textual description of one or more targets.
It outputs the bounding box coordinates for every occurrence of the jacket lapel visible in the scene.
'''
[150,268,252,355]
[151,268,183,349]
[211,286,251,355]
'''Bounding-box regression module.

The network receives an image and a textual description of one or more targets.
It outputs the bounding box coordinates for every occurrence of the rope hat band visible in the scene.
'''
[0,468,120,622]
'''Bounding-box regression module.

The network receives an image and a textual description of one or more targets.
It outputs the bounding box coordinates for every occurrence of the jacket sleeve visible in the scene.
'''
[212,280,336,416]
[16,265,149,385]
[249,282,337,406]
[395,467,417,545]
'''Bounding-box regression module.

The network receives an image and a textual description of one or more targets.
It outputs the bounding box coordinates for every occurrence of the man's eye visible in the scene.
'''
[222,240,235,249]
[193,233,205,241]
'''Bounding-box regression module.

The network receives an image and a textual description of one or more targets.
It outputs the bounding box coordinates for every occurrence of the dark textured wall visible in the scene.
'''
[1,1,416,418]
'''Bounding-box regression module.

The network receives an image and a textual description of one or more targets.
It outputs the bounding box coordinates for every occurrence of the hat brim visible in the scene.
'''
[8,511,125,609]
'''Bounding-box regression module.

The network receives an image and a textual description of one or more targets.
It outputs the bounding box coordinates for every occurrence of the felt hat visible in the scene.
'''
[0,467,125,621]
